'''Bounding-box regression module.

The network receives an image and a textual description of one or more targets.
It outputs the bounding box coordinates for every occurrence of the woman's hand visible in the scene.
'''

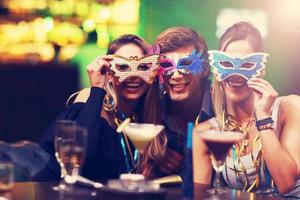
[247,78,278,119]
[87,55,113,88]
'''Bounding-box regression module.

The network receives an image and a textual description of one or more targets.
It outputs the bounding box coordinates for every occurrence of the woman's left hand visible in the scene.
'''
[247,78,278,119]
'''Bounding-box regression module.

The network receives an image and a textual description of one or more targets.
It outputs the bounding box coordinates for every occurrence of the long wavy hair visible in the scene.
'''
[103,34,149,111]
[105,34,167,173]
[212,21,264,122]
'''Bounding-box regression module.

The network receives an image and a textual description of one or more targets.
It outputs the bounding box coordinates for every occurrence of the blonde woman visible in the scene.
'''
[193,22,300,198]
[35,34,166,181]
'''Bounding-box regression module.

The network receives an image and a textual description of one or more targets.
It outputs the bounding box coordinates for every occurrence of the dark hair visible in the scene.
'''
[107,34,149,55]
[154,27,208,54]
[219,21,263,51]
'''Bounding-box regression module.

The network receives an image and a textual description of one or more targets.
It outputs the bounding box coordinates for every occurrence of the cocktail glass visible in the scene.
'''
[199,130,243,197]
[123,123,164,168]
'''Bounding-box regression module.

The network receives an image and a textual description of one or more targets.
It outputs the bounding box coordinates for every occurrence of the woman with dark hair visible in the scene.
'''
[193,22,300,198]
[35,34,166,181]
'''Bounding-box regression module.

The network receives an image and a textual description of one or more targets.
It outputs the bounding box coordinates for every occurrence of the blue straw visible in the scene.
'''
[183,122,194,199]
[187,122,193,149]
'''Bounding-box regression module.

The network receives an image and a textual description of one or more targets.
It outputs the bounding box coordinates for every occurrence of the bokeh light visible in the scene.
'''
[269,0,300,32]
[216,8,268,38]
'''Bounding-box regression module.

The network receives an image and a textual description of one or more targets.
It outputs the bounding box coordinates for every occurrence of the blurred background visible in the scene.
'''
[1,0,299,142]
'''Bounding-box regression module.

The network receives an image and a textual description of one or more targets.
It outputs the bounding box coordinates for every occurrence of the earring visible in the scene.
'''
[103,93,115,111]
[103,81,116,111]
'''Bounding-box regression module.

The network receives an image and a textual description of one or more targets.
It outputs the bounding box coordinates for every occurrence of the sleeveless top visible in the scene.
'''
[208,97,300,199]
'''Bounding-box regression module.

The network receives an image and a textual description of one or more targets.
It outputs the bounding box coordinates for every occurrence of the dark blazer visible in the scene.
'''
[34,87,128,181]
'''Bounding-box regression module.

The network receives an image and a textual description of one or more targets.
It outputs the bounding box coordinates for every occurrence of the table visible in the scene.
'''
[0,181,284,200]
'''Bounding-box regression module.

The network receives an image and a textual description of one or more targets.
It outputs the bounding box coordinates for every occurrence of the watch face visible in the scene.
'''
[255,117,274,131]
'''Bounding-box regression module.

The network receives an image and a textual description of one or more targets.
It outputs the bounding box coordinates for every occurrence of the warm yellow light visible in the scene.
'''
[76,1,89,17]
[48,0,74,16]
[111,0,139,24]
[83,19,96,32]
[6,0,47,11]
[0,43,55,62]
[49,22,86,46]
[96,28,110,48]
[99,7,111,22]
[59,44,80,62]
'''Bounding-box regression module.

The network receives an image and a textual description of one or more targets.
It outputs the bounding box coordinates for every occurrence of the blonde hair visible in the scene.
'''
[103,80,118,111]
[212,21,263,120]
[106,34,167,174]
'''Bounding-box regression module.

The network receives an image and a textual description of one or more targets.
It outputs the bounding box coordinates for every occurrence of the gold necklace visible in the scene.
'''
[222,110,255,156]
[222,109,265,192]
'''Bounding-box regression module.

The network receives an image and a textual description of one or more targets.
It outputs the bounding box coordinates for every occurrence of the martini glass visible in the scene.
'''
[123,123,164,169]
[199,130,243,197]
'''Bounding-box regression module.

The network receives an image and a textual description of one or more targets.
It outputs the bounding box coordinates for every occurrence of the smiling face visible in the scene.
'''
[162,46,205,102]
[222,40,256,103]
[111,43,149,100]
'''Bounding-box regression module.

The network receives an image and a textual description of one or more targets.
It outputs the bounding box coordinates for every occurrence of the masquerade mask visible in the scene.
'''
[110,54,160,84]
[208,50,268,81]
[159,50,206,77]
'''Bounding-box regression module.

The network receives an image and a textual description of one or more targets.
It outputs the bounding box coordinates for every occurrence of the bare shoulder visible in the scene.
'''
[278,95,300,125]
[280,95,300,113]
[73,88,91,103]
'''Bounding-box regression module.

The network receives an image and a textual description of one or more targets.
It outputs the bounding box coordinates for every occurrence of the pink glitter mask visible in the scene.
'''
[110,54,160,84]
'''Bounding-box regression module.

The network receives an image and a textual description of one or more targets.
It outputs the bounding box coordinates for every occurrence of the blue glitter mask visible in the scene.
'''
[160,50,206,76]
[177,50,206,73]
[208,50,268,81]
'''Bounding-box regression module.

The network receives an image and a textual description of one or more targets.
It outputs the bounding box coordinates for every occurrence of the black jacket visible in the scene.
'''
[34,87,128,181]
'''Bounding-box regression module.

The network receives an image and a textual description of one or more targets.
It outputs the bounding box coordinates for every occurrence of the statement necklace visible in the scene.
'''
[221,109,264,192]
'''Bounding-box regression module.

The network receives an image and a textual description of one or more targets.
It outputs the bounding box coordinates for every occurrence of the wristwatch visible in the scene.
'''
[255,117,274,131]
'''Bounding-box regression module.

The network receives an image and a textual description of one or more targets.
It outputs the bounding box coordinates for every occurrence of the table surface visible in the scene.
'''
[0,181,284,200]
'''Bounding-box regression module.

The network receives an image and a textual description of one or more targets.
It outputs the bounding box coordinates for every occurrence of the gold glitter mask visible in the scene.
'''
[110,54,160,84]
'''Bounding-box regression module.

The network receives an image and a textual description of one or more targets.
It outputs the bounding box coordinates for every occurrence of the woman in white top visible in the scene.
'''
[193,21,300,198]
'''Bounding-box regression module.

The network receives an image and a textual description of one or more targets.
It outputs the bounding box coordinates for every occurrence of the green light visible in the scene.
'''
[43,16,54,32]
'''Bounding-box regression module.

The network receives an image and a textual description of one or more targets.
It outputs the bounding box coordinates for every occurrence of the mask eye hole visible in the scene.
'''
[178,69,191,75]
[220,61,234,68]
[163,69,175,77]
[178,59,192,66]
[160,61,173,68]
[241,62,255,69]
[116,64,130,71]
[137,63,151,71]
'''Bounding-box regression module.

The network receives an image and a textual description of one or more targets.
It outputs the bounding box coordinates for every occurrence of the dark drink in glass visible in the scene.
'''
[201,131,243,161]
[199,130,243,196]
